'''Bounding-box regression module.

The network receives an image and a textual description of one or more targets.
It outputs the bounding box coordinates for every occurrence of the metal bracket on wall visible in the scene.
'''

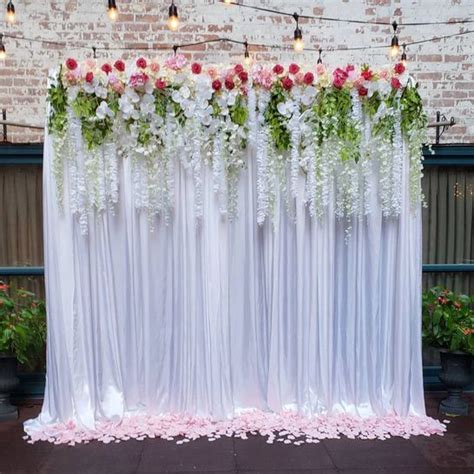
[0,109,44,143]
[427,111,456,144]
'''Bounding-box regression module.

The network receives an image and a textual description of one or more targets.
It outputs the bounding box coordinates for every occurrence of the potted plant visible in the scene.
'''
[0,281,46,421]
[422,286,474,416]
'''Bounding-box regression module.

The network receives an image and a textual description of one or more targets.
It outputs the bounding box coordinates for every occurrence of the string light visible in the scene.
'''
[401,43,407,66]
[168,1,179,31]
[107,0,118,22]
[317,48,323,64]
[6,0,15,24]
[243,40,252,66]
[293,13,304,52]
[390,21,400,57]
[0,34,6,60]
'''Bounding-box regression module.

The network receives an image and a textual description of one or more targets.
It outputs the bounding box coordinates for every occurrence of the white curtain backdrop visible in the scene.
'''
[25,133,435,442]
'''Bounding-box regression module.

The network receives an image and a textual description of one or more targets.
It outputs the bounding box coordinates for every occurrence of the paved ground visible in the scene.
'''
[0,393,473,474]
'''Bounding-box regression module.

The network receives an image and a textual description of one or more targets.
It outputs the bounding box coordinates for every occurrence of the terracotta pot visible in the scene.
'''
[0,354,19,421]
[438,349,472,416]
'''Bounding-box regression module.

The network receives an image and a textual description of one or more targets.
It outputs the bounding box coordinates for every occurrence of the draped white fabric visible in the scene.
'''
[24,131,429,440]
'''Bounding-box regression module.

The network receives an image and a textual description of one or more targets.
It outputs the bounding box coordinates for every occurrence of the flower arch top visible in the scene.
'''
[48,54,428,233]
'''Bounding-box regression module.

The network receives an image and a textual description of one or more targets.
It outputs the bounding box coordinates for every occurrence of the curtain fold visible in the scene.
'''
[25,134,445,444]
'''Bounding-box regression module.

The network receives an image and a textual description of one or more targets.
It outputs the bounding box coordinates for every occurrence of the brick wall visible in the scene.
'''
[0,0,473,143]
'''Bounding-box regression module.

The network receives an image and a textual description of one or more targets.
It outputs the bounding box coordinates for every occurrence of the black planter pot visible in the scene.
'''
[0,354,19,421]
[438,349,472,416]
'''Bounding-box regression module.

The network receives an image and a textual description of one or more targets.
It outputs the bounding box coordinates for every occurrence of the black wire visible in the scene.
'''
[219,0,474,27]
[3,29,474,53]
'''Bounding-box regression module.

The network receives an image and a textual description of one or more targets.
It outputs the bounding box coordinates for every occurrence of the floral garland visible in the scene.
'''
[48,55,428,232]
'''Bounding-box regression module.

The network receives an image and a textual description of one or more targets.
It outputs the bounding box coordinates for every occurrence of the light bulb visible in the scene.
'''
[390,43,400,58]
[293,24,304,52]
[223,0,233,4]
[107,7,118,21]
[168,2,179,31]
[6,0,15,23]
[244,54,252,66]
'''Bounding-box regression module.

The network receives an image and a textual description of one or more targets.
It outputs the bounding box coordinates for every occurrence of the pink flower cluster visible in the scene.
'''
[61,56,409,97]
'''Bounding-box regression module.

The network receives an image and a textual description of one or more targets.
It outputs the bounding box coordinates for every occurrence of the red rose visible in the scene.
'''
[234,64,244,74]
[289,63,300,75]
[332,68,348,89]
[281,76,293,91]
[391,77,401,89]
[191,62,202,74]
[345,64,355,73]
[238,71,248,83]
[66,58,78,71]
[212,79,222,91]
[358,86,368,97]
[155,78,166,90]
[225,77,235,90]
[303,72,314,85]
[101,63,112,74]
[394,62,405,75]
[85,72,94,83]
[114,60,125,72]
[361,69,373,81]
[273,64,284,75]
[136,57,147,69]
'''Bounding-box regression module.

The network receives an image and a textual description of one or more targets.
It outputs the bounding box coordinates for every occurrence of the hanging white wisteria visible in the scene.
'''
[47,56,429,234]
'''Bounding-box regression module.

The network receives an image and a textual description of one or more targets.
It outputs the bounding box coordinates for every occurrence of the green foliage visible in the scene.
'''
[400,86,427,135]
[47,73,68,135]
[264,83,290,151]
[0,283,47,370]
[230,95,248,126]
[71,91,114,150]
[313,88,361,162]
[153,90,168,119]
[422,286,474,354]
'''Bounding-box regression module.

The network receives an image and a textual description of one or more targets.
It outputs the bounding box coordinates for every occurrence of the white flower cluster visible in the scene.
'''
[50,79,424,235]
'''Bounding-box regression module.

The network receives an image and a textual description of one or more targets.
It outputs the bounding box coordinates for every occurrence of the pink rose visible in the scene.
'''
[207,67,218,79]
[150,63,160,73]
[240,85,248,96]
[332,68,348,89]
[136,57,147,69]
[394,62,405,75]
[379,70,389,80]
[114,60,126,72]
[165,54,187,71]
[65,72,76,83]
[289,63,300,75]
[281,76,293,91]
[212,79,222,91]
[345,64,355,73]
[303,72,314,85]
[238,71,248,83]
[111,81,124,94]
[129,72,149,88]
[315,63,326,76]
[225,77,235,90]
[155,78,166,90]
[85,71,94,83]
[101,63,112,74]
[66,58,78,70]
[273,64,284,75]
[391,77,401,89]
[294,72,305,85]
[191,62,202,74]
